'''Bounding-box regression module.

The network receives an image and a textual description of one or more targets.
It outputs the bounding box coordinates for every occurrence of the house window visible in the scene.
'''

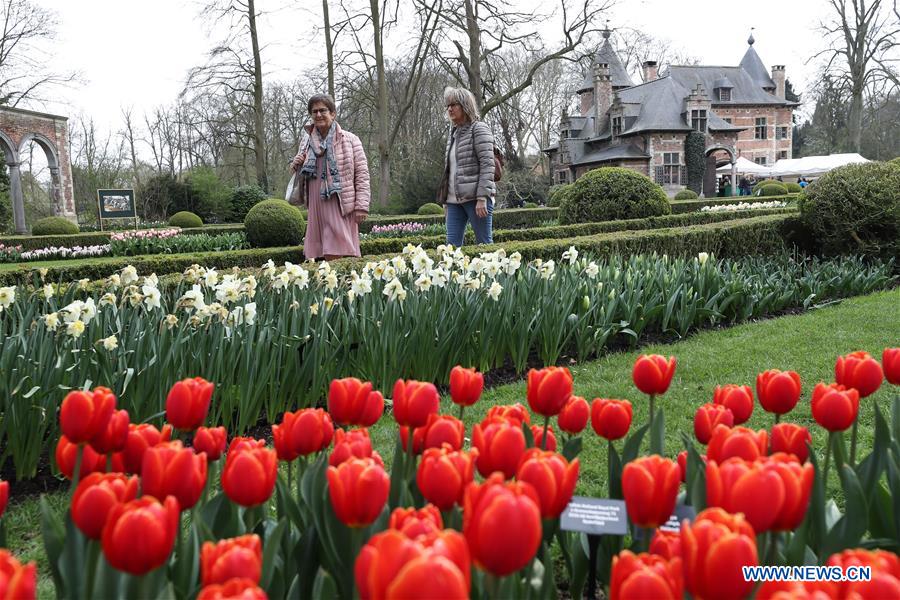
[755,117,767,139]
[612,116,622,137]
[691,110,707,132]
[777,126,789,139]
[778,150,788,160]
[718,88,731,102]
[556,170,571,184]
[663,152,680,184]
[723,117,732,124]
[754,157,767,166]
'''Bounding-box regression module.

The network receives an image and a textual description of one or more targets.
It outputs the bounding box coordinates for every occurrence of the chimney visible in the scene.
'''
[642,60,659,82]
[771,65,786,99]
[594,62,612,127]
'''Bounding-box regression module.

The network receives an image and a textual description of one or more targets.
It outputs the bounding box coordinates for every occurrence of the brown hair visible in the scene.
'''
[307,94,337,115]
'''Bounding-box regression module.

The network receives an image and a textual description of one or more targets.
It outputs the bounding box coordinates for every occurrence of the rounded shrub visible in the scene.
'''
[31,216,79,235]
[244,199,306,248]
[751,179,783,194]
[559,167,669,225]
[798,161,900,258]
[890,157,900,166]
[547,184,574,207]
[169,211,203,228]
[417,202,443,215]
[758,183,788,196]
[674,189,699,200]
[230,185,268,221]
[523,201,538,208]
[785,182,802,193]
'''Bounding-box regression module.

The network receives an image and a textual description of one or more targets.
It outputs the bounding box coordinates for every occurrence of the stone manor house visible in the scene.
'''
[544,31,796,196]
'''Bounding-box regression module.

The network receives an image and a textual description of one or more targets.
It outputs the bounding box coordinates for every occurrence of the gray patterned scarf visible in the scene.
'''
[300,122,342,200]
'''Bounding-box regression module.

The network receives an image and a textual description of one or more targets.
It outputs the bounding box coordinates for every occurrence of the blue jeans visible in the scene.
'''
[446,200,493,246]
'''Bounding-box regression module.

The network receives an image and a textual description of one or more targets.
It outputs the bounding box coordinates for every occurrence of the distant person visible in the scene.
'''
[290,93,370,260]
[799,178,808,188]
[739,176,751,196]
[436,86,497,246]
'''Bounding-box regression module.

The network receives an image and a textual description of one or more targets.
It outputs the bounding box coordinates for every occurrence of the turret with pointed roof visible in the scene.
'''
[577,28,633,93]
[739,28,776,91]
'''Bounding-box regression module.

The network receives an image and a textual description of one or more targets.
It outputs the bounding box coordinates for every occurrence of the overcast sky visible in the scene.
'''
[33,0,827,133]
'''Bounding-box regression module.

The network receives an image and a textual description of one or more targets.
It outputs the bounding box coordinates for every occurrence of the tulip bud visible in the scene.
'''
[449,366,483,407]
[328,377,384,426]
[883,348,900,386]
[770,423,812,463]
[835,351,884,397]
[693,403,734,445]
[712,384,754,425]
[706,425,768,464]
[527,367,573,417]
[649,530,682,561]
[272,408,334,461]
[681,508,757,600]
[622,455,680,529]
[486,403,531,425]
[558,396,590,434]
[756,369,802,416]
[392,379,440,428]
[166,377,214,431]
[193,426,227,461]
[221,444,277,507]
[610,550,683,600]
[417,446,478,511]
[0,549,37,600]
[71,472,139,539]
[196,579,268,600]
[389,505,443,539]
[590,398,633,441]
[201,534,262,586]
[142,441,208,511]
[329,428,382,467]
[472,416,526,479]
[101,496,180,575]
[632,355,676,396]
[60,387,116,445]
[516,449,579,518]
[327,457,390,527]
[89,409,130,455]
[811,383,860,432]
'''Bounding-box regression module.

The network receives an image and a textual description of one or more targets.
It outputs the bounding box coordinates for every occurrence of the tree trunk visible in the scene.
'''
[323,0,335,98]
[248,0,268,192]
[464,0,481,109]
[371,0,390,206]
[848,83,864,152]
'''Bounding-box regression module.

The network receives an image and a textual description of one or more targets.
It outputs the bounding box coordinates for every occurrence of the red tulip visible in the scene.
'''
[590,398,633,441]
[622,455,680,528]
[55,435,105,480]
[531,424,557,452]
[836,351,884,397]
[166,377,214,431]
[706,425,768,464]
[227,436,265,454]
[0,549,37,600]
[770,423,812,463]
[401,414,465,455]
[101,496,180,575]
[826,548,900,600]
[610,550,683,600]
[449,365,483,407]
[883,348,900,386]
[681,507,757,600]
[486,403,531,425]
[693,403,734,445]
[201,534,262,586]
[329,428,383,467]
[89,409,130,455]
[649,530,682,560]
[327,457,390,527]
[71,472,139,539]
[811,383,860,432]
[712,384,754,425]
[632,355,676,395]
[676,451,707,483]
[463,473,542,576]
[0,480,7,520]
[706,454,814,533]
[392,379,440,428]
[196,579,268,600]
[142,440,208,511]
[755,580,836,600]
[221,444,277,507]
[60,387,116,445]
[472,416,526,478]
[115,423,173,474]
[558,396,590,434]
[193,426,227,461]
[354,529,469,600]
[756,369,801,416]
[527,366,573,417]
[328,377,384,426]
[516,449,579,518]
[272,408,334,461]
[417,446,478,511]
[388,505,443,539]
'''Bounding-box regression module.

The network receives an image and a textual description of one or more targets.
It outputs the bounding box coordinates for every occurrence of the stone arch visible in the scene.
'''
[0,106,76,234]
[704,144,737,198]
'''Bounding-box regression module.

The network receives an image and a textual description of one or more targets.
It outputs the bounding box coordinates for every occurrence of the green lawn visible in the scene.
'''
[5,287,898,598]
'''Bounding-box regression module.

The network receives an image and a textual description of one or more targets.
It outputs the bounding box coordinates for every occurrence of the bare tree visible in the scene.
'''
[818,0,900,151]
[609,28,699,81]
[0,0,79,107]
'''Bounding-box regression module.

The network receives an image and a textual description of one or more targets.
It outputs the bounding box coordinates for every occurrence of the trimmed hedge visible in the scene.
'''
[359,207,559,232]
[32,217,79,235]
[785,182,802,193]
[670,194,799,214]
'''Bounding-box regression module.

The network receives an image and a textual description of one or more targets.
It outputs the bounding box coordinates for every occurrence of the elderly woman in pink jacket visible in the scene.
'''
[291,93,370,260]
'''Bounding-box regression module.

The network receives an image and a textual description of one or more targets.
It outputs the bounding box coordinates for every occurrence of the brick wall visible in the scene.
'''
[713,105,792,165]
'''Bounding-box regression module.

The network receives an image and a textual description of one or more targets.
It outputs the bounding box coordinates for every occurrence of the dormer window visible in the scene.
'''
[612,116,622,137]
[691,109,707,132]
[718,88,731,101]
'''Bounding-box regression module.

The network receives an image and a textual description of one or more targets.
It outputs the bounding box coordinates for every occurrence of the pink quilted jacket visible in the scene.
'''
[303,122,371,216]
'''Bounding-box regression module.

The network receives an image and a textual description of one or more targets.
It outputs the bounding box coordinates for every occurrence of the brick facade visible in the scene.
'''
[0,106,76,233]
[713,106,793,165]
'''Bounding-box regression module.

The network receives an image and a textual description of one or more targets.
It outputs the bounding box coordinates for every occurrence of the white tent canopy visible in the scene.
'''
[770,153,869,178]
[716,156,772,176]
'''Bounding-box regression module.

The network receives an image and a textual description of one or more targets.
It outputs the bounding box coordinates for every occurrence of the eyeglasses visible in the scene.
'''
[310,108,330,115]
[446,103,460,110]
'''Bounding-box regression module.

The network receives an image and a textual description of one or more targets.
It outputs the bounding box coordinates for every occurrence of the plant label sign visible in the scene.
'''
[560,496,627,536]
[659,504,697,533]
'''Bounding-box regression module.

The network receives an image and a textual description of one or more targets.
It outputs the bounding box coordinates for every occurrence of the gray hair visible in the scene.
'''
[443,87,479,123]
[307,93,337,115]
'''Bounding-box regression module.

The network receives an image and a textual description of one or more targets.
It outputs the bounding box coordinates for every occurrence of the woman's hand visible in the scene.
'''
[352,211,368,224]
[475,198,488,218]
[290,151,307,171]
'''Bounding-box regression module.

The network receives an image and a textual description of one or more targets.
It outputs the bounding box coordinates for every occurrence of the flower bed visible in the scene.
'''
[701,200,788,212]
[0,246,893,478]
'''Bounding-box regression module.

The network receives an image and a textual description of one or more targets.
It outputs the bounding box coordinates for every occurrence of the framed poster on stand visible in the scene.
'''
[96,189,137,231]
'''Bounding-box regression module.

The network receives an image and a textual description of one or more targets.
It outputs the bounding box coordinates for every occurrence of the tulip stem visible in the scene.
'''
[767,532,779,565]
[287,460,293,493]
[849,418,859,467]
[648,394,656,433]
[458,404,464,421]
[541,415,550,450]
[823,431,835,490]
[71,444,85,494]
[485,573,501,600]
[774,413,781,425]
[106,453,112,472]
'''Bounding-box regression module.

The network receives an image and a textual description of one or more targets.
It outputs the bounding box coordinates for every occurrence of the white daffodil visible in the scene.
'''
[146,273,159,287]
[0,286,15,309]
[414,274,432,292]
[108,273,121,288]
[215,279,242,305]
[102,335,118,351]
[585,261,599,279]
[390,256,408,274]
[382,265,397,282]
[323,297,335,311]
[164,314,179,329]
[77,278,90,291]
[540,260,556,280]
[464,276,481,291]
[698,252,710,265]
[562,246,579,265]
[292,268,310,290]
[98,293,117,308]
[61,300,83,323]
[179,285,206,312]
[411,252,433,274]
[324,271,338,292]
[43,284,55,299]
[67,319,85,338]
[351,276,373,296]
[309,302,319,316]
[202,268,219,288]
[483,261,501,279]
[487,281,503,301]
[81,298,97,324]
[346,290,357,304]
[44,312,60,331]
[430,268,448,288]
[383,278,407,302]
[372,261,387,280]
[289,300,300,310]
[272,271,290,291]
[262,259,277,278]
[142,284,162,311]
[121,265,138,286]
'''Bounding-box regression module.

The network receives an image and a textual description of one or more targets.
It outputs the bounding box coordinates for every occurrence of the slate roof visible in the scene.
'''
[668,66,785,106]
[576,38,634,93]
[571,143,650,166]
[739,44,776,89]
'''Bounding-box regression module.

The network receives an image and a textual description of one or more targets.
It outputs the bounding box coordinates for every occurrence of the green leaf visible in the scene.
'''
[60,512,86,600]
[855,401,890,494]
[260,518,288,589]
[892,395,900,442]
[608,442,623,499]
[312,568,337,600]
[562,436,582,462]
[806,445,827,555]
[622,424,649,464]
[40,496,66,595]
[822,466,868,557]
[91,554,122,600]
[685,440,707,510]
[523,422,535,449]
[649,407,665,455]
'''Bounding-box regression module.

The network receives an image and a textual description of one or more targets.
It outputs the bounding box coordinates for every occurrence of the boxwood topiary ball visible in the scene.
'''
[417,202,444,215]
[168,211,203,228]
[31,216,80,235]
[244,199,306,247]
[559,167,670,225]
